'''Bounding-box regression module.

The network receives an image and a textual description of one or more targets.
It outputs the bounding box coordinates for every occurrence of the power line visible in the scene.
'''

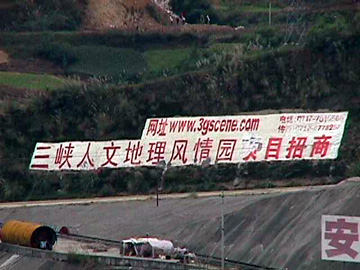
[285,0,307,44]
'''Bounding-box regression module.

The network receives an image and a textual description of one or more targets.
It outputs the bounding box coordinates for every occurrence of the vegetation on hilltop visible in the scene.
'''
[0,0,86,31]
[1,20,359,201]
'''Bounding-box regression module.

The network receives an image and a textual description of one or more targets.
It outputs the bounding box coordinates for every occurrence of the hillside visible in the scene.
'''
[83,0,161,30]
[0,0,359,201]
[0,179,359,270]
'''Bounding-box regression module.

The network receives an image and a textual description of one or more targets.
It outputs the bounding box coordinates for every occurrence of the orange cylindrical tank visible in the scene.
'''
[1,220,57,249]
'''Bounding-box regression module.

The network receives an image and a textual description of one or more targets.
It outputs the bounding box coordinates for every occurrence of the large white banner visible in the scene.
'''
[322,215,360,263]
[30,140,141,171]
[29,112,348,170]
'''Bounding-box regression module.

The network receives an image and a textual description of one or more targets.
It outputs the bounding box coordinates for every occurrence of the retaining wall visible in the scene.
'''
[0,242,207,270]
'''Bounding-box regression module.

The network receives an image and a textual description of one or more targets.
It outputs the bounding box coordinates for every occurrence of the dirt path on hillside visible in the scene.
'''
[0,185,329,209]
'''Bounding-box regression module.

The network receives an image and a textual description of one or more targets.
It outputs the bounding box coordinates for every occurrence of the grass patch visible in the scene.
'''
[68,45,147,78]
[143,48,193,73]
[209,42,243,53]
[216,3,282,13]
[238,4,282,13]
[0,72,65,90]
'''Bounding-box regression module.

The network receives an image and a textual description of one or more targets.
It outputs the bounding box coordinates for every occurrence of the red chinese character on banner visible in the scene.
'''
[265,138,282,160]
[31,145,51,169]
[286,137,307,159]
[243,151,257,161]
[194,138,213,163]
[216,139,237,162]
[280,116,286,124]
[77,143,95,169]
[146,119,159,136]
[325,218,359,259]
[147,141,166,164]
[124,141,143,165]
[157,119,168,136]
[241,137,262,162]
[286,116,293,123]
[55,143,74,169]
[170,140,188,164]
[278,125,286,133]
[101,142,121,167]
[311,135,332,157]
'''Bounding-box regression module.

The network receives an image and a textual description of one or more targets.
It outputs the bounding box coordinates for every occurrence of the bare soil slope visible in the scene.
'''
[1,179,359,269]
[0,50,8,64]
[83,0,161,30]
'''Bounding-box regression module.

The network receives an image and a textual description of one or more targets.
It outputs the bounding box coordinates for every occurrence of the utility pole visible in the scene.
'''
[221,190,225,270]
[269,0,272,26]
[156,160,167,207]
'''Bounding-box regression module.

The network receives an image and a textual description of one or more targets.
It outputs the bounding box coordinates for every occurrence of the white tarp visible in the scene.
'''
[122,237,174,256]
[29,112,348,170]
[322,215,360,263]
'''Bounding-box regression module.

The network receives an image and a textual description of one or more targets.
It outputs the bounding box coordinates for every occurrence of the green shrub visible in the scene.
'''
[36,40,77,68]
[354,13,360,34]
[306,14,351,54]
[78,172,102,194]
[170,0,211,14]
[29,177,56,197]
[254,181,277,189]
[2,181,26,201]
[103,169,129,192]
[164,167,199,188]
[146,4,162,24]
[346,162,360,178]
[0,0,84,31]
[68,46,146,79]
[99,184,116,197]
[169,0,219,24]
[58,172,102,196]
[127,171,149,194]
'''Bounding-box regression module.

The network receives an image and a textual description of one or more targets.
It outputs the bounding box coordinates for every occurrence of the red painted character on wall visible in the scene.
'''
[325,218,359,259]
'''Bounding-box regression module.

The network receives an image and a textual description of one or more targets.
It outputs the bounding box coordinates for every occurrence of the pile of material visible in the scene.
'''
[120,236,195,262]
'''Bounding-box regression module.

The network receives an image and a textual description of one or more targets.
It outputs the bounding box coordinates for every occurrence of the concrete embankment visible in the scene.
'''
[0,178,359,270]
